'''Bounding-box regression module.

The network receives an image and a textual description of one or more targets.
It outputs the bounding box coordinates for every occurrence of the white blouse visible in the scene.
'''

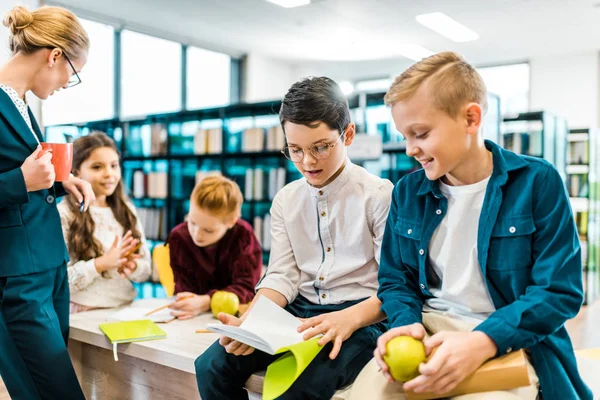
[58,201,152,308]
[0,84,38,142]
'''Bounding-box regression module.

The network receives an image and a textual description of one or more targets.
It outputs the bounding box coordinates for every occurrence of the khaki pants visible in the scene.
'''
[348,312,539,400]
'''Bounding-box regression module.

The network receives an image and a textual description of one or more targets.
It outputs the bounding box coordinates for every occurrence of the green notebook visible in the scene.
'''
[99,319,167,361]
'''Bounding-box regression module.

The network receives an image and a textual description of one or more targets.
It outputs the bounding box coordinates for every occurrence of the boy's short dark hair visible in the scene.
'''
[279,76,351,134]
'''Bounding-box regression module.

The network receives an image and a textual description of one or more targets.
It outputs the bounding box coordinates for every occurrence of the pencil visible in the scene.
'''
[145,294,195,316]
[195,329,213,333]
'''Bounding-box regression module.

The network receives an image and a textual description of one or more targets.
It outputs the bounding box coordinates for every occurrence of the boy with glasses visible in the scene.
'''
[195,76,394,399]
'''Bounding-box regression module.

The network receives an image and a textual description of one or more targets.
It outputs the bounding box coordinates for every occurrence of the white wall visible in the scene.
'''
[243,53,297,103]
[530,51,600,129]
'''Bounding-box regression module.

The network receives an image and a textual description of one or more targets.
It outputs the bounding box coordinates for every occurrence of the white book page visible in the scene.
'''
[207,296,305,354]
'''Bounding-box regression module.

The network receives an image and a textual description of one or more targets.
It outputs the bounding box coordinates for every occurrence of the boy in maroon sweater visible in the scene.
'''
[167,175,262,320]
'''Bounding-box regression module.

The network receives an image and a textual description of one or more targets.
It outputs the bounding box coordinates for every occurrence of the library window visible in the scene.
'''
[186,46,231,110]
[42,19,115,126]
[478,63,530,116]
[121,30,182,118]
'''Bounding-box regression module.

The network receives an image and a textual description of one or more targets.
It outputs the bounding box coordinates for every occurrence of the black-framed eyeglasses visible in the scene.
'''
[64,53,82,88]
[281,131,346,163]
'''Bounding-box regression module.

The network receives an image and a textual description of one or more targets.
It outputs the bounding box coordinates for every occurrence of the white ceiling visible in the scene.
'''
[49,0,600,67]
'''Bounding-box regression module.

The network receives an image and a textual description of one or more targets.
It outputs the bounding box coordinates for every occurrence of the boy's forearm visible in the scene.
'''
[346,295,386,330]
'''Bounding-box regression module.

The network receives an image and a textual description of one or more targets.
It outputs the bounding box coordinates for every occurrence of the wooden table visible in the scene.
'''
[67,298,266,400]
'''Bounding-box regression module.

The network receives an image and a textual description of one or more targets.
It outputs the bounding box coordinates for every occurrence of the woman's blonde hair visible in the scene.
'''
[191,175,243,222]
[3,5,89,59]
[384,51,487,118]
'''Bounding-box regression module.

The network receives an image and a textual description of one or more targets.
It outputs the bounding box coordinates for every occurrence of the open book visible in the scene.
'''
[207,296,325,400]
[207,295,308,354]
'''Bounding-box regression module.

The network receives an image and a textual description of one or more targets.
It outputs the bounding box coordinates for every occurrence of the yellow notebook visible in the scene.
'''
[99,319,167,361]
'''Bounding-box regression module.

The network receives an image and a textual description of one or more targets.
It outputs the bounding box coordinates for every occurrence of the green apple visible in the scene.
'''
[210,291,240,318]
[383,336,426,382]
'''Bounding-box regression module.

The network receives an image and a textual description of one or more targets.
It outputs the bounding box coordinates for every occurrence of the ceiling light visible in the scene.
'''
[338,81,354,96]
[265,0,311,8]
[416,12,479,42]
[397,44,434,61]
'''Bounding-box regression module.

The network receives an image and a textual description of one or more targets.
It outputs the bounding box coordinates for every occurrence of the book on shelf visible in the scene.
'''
[132,171,168,199]
[150,123,168,156]
[253,213,272,250]
[137,207,168,241]
[240,126,285,152]
[575,211,589,236]
[568,174,589,198]
[266,125,285,151]
[194,127,223,155]
[568,140,589,165]
[243,168,286,201]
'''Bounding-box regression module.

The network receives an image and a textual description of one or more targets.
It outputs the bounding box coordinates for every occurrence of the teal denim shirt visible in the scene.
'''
[378,140,592,400]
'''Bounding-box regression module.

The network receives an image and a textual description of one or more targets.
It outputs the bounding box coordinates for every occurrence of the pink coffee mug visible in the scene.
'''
[40,143,73,182]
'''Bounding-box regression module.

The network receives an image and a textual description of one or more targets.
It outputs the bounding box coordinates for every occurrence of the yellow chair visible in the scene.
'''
[152,244,175,297]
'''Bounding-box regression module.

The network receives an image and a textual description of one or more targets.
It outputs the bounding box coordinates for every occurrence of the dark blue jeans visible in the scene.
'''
[195,295,385,400]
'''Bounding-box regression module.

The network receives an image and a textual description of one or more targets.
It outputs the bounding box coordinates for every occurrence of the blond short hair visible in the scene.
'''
[191,175,243,222]
[384,51,487,118]
[3,5,89,59]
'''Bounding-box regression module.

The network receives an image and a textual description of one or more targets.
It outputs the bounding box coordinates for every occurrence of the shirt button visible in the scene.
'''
[319,276,324,281]
[509,226,516,233]
[419,249,425,255]
[321,294,326,299]
[420,284,425,289]
[46,195,55,204]
[436,209,442,215]
[326,247,331,252]
[407,229,412,235]
[318,190,323,196]
[321,211,326,217]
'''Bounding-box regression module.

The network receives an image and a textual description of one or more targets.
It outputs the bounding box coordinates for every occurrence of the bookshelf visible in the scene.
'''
[571,127,600,305]
[502,111,568,181]
[46,92,422,267]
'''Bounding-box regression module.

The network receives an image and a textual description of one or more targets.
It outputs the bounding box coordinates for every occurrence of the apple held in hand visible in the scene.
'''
[210,291,240,318]
[384,336,426,382]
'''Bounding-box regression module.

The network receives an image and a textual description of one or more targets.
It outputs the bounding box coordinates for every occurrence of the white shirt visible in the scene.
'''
[58,201,152,308]
[256,160,393,305]
[424,176,496,324]
[0,84,39,143]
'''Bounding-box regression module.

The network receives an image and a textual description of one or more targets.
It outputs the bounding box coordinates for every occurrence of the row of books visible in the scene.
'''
[241,126,286,152]
[137,207,169,241]
[132,171,168,199]
[244,168,287,201]
[253,213,272,251]
[193,128,224,154]
[567,174,589,198]
[503,131,543,156]
[567,140,589,165]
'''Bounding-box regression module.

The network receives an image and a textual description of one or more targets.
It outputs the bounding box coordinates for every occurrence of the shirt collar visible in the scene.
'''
[417,140,530,197]
[307,158,353,197]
